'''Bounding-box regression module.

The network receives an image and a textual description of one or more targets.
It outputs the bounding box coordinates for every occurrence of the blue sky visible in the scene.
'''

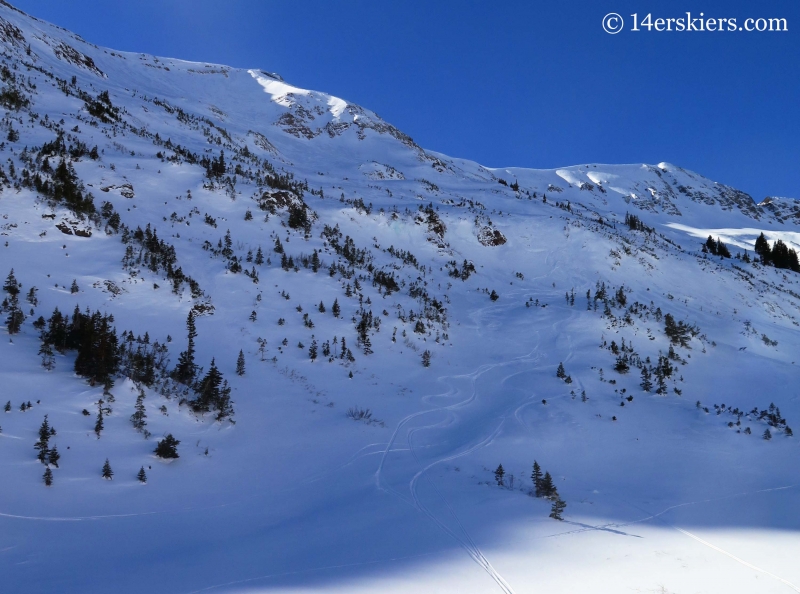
[12,0,800,199]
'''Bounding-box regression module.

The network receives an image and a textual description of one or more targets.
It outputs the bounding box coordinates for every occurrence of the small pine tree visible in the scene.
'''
[549,497,567,520]
[556,362,566,379]
[255,246,264,265]
[236,350,246,375]
[101,459,113,480]
[3,401,9,412]
[34,415,51,463]
[130,391,147,431]
[318,301,326,313]
[531,461,543,497]
[70,279,79,294]
[47,444,60,468]
[309,339,318,361]
[39,342,56,371]
[43,467,53,486]
[154,434,180,459]
[494,464,505,487]
[94,409,104,437]
[331,298,340,318]
[3,269,20,297]
[763,428,772,440]
[640,367,653,392]
[489,290,499,301]
[173,311,198,385]
[137,466,147,484]
[421,350,431,367]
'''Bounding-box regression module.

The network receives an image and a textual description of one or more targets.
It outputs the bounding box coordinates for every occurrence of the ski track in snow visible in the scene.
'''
[374,294,553,593]
[625,488,800,593]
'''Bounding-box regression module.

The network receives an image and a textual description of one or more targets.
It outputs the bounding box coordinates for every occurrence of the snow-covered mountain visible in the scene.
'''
[1,3,799,593]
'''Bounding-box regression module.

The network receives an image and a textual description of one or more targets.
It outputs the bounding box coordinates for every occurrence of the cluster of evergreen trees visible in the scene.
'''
[663,313,699,348]
[703,235,731,258]
[531,461,567,520]
[754,233,800,272]
[172,312,234,421]
[34,415,60,485]
[624,212,654,233]
[556,362,573,384]
[36,305,119,384]
[122,224,202,297]
[492,462,567,520]
[446,259,476,281]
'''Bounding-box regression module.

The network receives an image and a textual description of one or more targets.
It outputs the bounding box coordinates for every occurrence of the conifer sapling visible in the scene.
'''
[102,459,113,480]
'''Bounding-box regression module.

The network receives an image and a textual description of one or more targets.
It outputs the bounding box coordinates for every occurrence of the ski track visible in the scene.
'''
[374,294,554,593]
[625,489,800,593]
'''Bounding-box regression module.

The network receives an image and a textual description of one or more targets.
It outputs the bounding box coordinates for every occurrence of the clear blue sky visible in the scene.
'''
[12,0,800,199]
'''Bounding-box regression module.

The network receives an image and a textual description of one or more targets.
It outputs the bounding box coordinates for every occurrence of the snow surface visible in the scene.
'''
[0,3,799,594]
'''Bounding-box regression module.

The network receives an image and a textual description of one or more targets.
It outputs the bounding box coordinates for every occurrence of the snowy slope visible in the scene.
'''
[1,3,800,594]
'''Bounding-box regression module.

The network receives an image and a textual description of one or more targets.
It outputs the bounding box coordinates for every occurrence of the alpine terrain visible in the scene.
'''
[0,3,799,593]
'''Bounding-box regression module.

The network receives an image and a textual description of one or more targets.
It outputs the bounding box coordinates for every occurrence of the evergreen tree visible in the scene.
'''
[254,246,264,265]
[318,301,326,313]
[137,466,147,483]
[549,497,567,520]
[556,362,566,379]
[763,428,772,440]
[43,467,53,486]
[173,311,198,384]
[421,349,431,367]
[130,391,147,431]
[70,279,79,294]
[531,461,543,497]
[3,401,9,412]
[101,458,113,479]
[541,472,556,498]
[236,350,246,375]
[26,286,38,306]
[494,464,505,487]
[640,366,653,392]
[331,298,340,318]
[3,269,20,297]
[38,341,55,370]
[34,415,51,463]
[309,339,318,361]
[754,232,771,264]
[362,334,372,356]
[191,359,234,420]
[154,434,180,458]
[47,444,60,468]
[94,408,104,438]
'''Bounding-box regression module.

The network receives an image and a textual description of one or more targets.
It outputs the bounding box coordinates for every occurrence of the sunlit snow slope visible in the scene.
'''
[1,3,799,593]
